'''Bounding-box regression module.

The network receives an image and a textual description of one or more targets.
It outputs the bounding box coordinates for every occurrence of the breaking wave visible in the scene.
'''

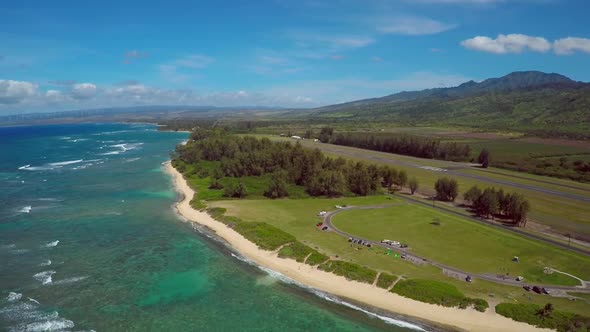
[6,292,22,302]
[33,270,56,285]
[18,206,32,213]
[42,240,59,248]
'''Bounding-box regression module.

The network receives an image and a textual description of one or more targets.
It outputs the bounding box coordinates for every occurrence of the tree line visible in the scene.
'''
[434,177,530,226]
[318,128,472,161]
[175,129,418,198]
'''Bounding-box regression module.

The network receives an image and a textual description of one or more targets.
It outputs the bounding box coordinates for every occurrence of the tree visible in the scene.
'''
[264,171,289,199]
[380,166,397,189]
[409,177,419,195]
[224,182,248,198]
[463,185,482,205]
[475,188,499,218]
[535,303,554,320]
[478,148,491,168]
[395,170,408,188]
[434,177,459,202]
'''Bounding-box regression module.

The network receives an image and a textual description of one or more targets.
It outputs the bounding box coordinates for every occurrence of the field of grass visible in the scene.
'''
[257,136,590,237]
[318,260,378,284]
[331,204,590,285]
[211,197,590,316]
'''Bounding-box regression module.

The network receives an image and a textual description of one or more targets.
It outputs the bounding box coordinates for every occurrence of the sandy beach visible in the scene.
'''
[164,161,548,332]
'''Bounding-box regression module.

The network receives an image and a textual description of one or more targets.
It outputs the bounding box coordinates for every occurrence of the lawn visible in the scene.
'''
[211,197,590,316]
[271,138,590,236]
[331,204,590,285]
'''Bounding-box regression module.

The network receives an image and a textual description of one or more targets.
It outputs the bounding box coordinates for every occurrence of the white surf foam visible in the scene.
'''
[6,292,22,302]
[39,259,52,267]
[10,249,30,255]
[229,255,426,330]
[18,164,31,170]
[42,240,59,248]
[51,276,88,285]
[28,298,40,305]
[48,159,83,167]
[23,318,75,331]
[1,244,16,249]
[18,206,32,213]
[33,271,56,285]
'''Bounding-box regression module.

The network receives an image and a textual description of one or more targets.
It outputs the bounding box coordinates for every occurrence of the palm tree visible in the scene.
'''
[535,303,554,320]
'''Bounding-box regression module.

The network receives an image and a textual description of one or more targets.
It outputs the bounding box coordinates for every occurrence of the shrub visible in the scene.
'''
[305,251,328,266]
[392,279,465,307]
[318,260,377,284]
[233,222,295,251]
[495,303,590,331]
[376,273,397,289]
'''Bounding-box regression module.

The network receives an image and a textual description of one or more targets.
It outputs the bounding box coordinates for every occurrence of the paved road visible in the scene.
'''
[306,142,590,203]
[322,204,590,292]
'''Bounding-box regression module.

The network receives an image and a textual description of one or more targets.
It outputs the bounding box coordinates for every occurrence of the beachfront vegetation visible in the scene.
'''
[318,260,378,284]
[392,279,488,312]
[278,241,327,264]
[376,273,397,289]
[174,129,421,198]
[495,303,590,331]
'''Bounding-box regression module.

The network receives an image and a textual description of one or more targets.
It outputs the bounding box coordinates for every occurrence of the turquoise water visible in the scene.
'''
[0,123,427,331]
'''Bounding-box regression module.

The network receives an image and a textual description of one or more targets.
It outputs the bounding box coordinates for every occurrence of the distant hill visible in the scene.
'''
[298,71,590,138]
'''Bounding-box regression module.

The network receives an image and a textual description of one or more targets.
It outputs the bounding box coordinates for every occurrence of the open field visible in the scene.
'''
[251,134,590,238]
[330,204,590,285]
[211,197,590,316]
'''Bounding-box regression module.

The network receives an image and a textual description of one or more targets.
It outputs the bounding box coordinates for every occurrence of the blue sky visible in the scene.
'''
[1,0,590,114]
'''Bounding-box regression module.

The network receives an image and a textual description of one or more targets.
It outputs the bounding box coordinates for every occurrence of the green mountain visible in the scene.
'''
[301,71,590,137]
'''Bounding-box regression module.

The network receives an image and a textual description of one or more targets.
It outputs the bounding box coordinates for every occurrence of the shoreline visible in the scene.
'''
[164,161,548,332]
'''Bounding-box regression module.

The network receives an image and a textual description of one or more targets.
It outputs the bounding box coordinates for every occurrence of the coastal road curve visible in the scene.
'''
[321,204,590,293]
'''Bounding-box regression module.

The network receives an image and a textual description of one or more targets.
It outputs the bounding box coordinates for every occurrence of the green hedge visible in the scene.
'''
[233,222,295,251]
[376,273,397,289]
[392,279,488,312]
[278,241,328,265]
[496,303,590,331]
[318,260,377,284]
[278,241,313,262]
[305,251,329,266]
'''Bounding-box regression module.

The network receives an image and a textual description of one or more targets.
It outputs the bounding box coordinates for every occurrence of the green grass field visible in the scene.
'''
[255,136,590,237]
[330,204,590,285]
[211,196,590,316]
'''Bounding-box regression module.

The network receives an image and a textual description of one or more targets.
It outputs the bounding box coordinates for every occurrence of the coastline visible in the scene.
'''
[164,161,548,332]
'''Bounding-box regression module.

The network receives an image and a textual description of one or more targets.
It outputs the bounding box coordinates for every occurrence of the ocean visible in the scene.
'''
[0,123,426,331]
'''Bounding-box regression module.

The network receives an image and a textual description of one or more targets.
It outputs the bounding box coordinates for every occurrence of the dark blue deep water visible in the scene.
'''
[0,123,424,331]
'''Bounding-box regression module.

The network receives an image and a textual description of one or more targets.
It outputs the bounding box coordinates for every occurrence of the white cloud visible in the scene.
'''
[378,16,456,35]
[0,71,474,113]
[553,37,590,55]
[174,55,215,69]
[461,34,551,54]
[71,83,97,100]
[0,79,38,104]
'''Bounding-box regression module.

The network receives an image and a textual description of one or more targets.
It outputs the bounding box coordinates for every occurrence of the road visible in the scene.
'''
[322,204,590,292]
[304,142,590,203]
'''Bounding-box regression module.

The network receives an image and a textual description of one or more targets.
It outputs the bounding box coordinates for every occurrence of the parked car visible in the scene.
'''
[466,275,473,282]
[516,276,524,281]
[541,288,550,295]
[523,285,532,291]
[532,286,542,294]
[401,254,407,259]
[400,244,408,248]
